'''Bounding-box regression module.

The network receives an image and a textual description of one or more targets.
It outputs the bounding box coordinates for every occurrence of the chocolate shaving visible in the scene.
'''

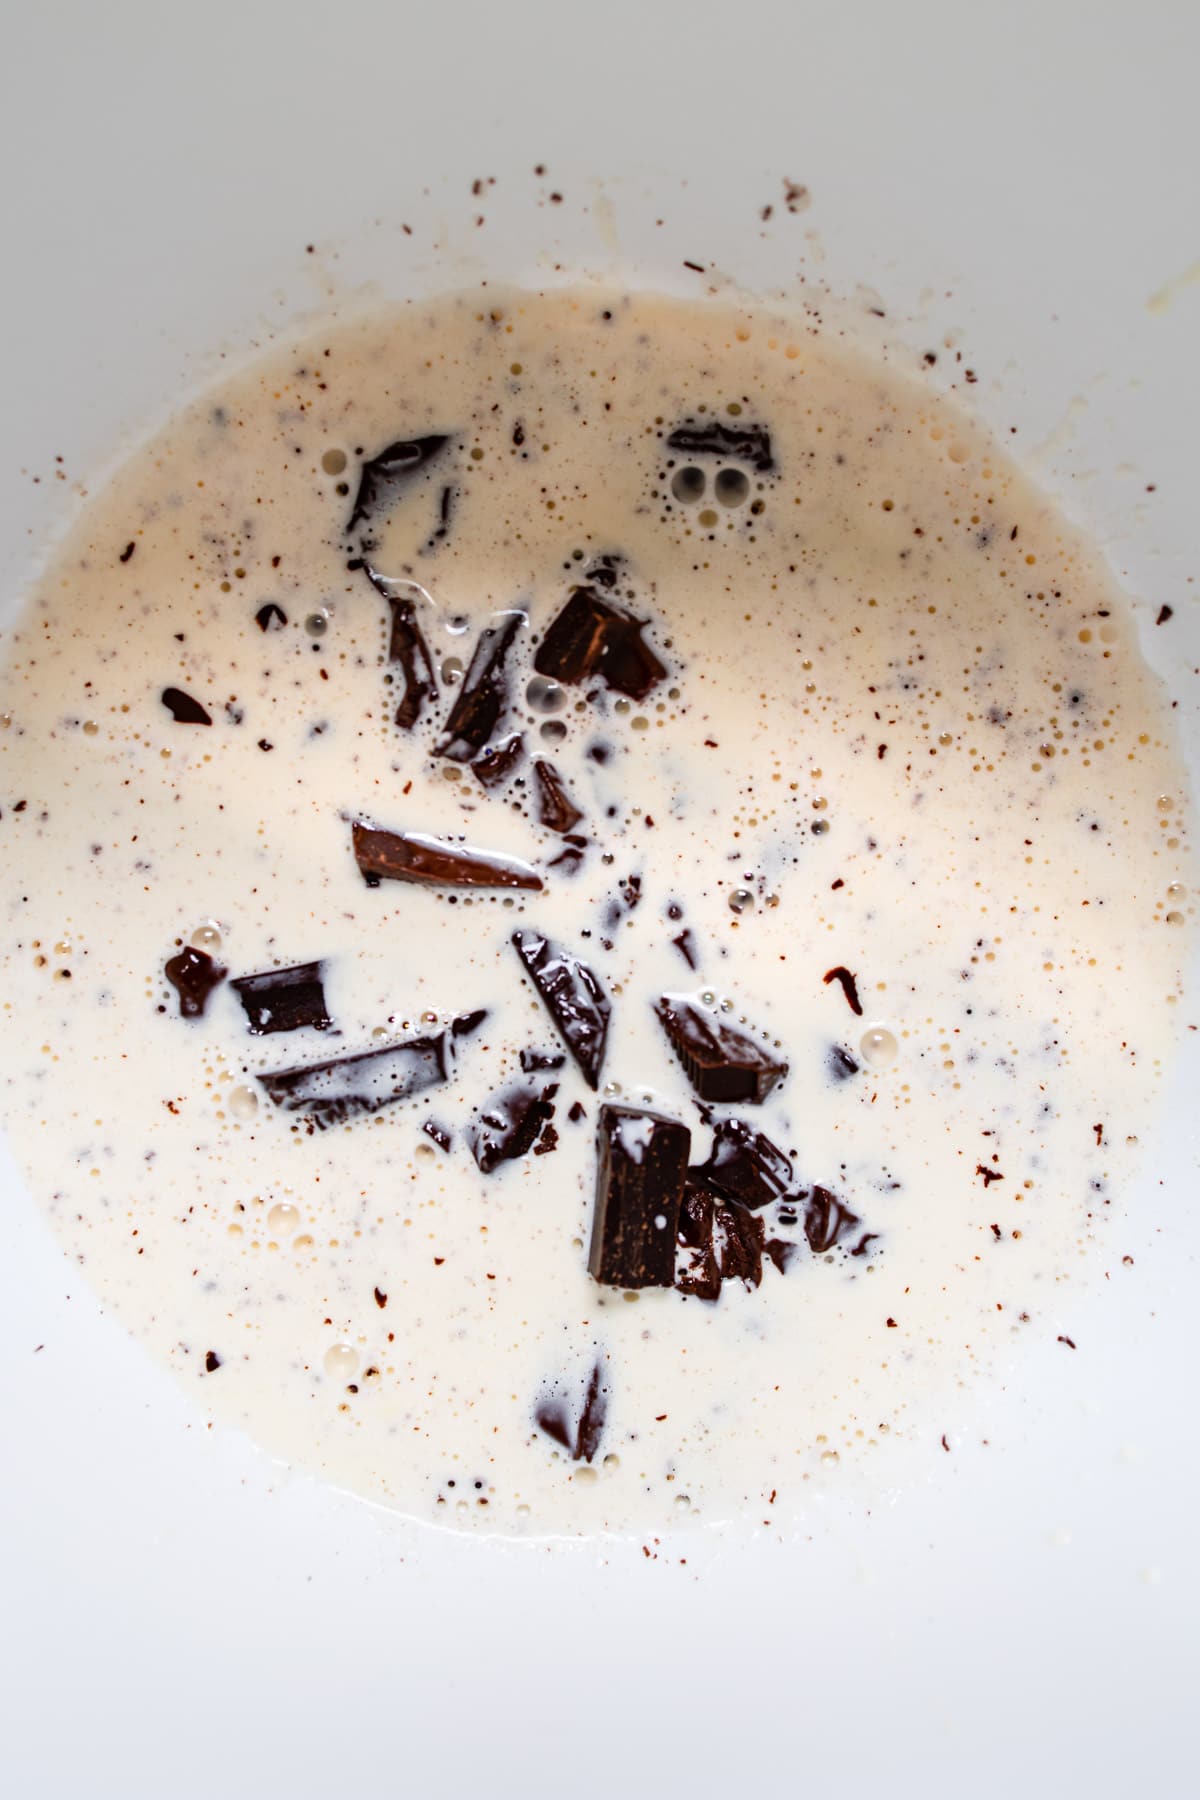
[436,610,526,761]
[666,419,774,473]
[164,945,226,1019]
[672,928,698,970]
[161,687,212,726]
[589,1104,690,1288]
[352,821,543,891]
[804,1185,861,1253]
[230,961,333,1035]
[347,434,452,539]
[467,1079,558,1173]
[532,759,584,834]
[257,1011,484,1130]
[512,928,611,1089]
[823,966,863,1015]
[472,731,525,790]
[764,1238,799,1275]
[533,586,666,702]
[254,602,288,632]
[654,993,787,1104]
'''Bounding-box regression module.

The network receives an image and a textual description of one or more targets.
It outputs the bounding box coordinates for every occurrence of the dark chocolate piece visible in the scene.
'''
[589,1104,689,1289]
[804,1184,861,1253]
[533,1122,559,1156]
[676,1185,721,1301]
[467,1079,557,1173]
[693,1117,793,1210]
[472,731,525,790]
[164,945,227,1019]
[347,434,452,538]
[254,602,288,632]
[422,1117,452,1150]
[547,834,588,875]
[512,929,611,1089]
[567,1100,586,1123]
[230,961,332,1036]
[533,1398,573,1453]
[585,553,624,591]
[654,993,787,1104]
[204,1350,221,1373]
[829,1045,860,1081]
[352,821,543,891]
[672,928,698,970]
[533,586,666,702]
[360,571,438,731]
[823,965,863,1016]
[435,610,525,761]
[257,1011,484,1130]
[519,1046,567,1073]
[715,1201,765,1287]
[765,1238,800,1275]
[532,759,584,834]
[422,483,455,554]
[666,419,774,473]
[534,1359,608,1462]
[161,687,212,726]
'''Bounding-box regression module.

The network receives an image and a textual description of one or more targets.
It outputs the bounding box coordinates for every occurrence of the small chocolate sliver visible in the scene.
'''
[715,1201,765,1287]
[547,834,588,875]
[676,1185,721,1301]
[567,1100,586,1123]
[161,687,212,726]
[672,928,698,970]
[467,1078,557,1173]
[666,419,774,473]
[472,731,525,790]
[804,1184,861,1253]
[589,1104,690,1289]
[693,1117,793,1210]
[422,1117,452,1150]
[654,993,788,1105]
[230,961,332,1036]
[829,1044,860,1081]
[204,1350,221,1373]
[823,965,863,1016]
[533,587,666,702]
[347,433,452,537]
[520,1046,567,1073]
[360,574,438,731]
[165,945,227,1019]
[255,602,288,632]
[352,821,543,891]
[765,1238,800,1275]
[258,1011,484,1130]
[532,759,584,834]
[436,610,526,761]
[533,1122,559,1156]
[534,1397,573,1453]
[575,1361,608,1463]
[512,928,611,1088]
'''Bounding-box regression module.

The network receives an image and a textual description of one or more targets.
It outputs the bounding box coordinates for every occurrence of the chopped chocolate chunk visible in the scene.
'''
[519,1046,567,1073]
[472,731,525,790]
[585,552,625,590]
[204,1350,221,1373]
[666,419,774,473]
[161,687,212,726]
[850,1232,880,1258]
[603,873,643,931]
[512,928,611,1088]
[119,541,136,564]
[829,1044,860,1081]
[567,1100,586,1123]
[823,965,863,1015]
[347,434,452,538]
[435,610,526,761]
[533,586,666,701]
[374,1286,388,1308]
[693,1117,793,1209]
[654,993,787,1104]
[359,570,439,730]
[804,1184,861,1253]
[533,1122,559,1156]
[534,1359,609,1462]
[589,1104,690,1288]
[715,1201,765,1287]
[1156,604,1173,626]
[254,601,288,631]
[352,821,543,891]
[676,1185,721,1300]
[764,1238,799,1275]
[467,1079,557,1173]
[672,928,698,970]
[257,1011,484,1130]
[421,1117,452,1150]
[532,758,584,834]
[230,961,332,1035]
[546,834,588,875]
[164,945,227,1019]
[976,1163,1004,1187]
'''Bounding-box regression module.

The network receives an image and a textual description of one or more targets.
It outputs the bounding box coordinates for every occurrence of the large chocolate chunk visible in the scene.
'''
[715,1202,765,1287]
[589,1104,689,1289]
[467,1079,557,1173]
[533,587,666,702]
[352,821,543,891]
[347,434,452,538]
[666,419,774,473]
[804,1184,861,1253]
[472,731,525,790]
[654,994,787,1104]
[512,929,611,1089]
[676,1185,721,1301]
[534,1359,608,1463]
[257,1010,484,1130]
[164,945,226,1019]
[435,610,526,761]
[693,1117,793,1210]
[230,961,333,1036]
[532,759,583,834]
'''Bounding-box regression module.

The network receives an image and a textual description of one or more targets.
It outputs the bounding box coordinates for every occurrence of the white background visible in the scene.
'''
[1,3,1197,1795]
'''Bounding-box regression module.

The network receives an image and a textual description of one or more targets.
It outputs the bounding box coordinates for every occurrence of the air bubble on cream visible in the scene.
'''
[861,1027,899,1069]
[324,1344,359,1380]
